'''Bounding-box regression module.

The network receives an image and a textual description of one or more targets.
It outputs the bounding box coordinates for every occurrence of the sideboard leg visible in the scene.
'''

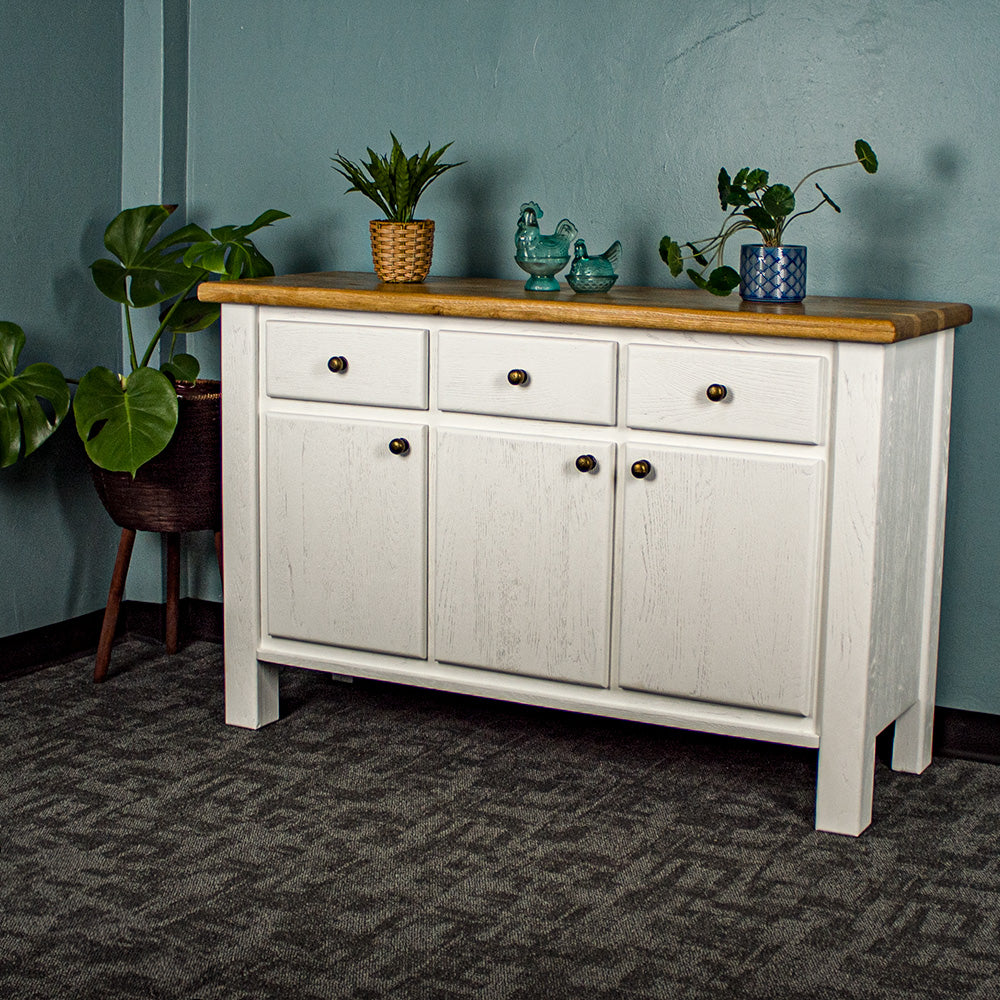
[890,699,934,774]
[815,733,876,836]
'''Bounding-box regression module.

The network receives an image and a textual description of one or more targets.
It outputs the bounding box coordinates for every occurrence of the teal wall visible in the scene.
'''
[2,1,998,717]
[0,2,124,635]
[183,0,998,712]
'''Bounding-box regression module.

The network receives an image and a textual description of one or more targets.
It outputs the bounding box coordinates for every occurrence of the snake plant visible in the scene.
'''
[331,133,464,223]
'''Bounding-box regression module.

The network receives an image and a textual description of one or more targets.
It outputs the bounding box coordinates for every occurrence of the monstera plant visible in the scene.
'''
[0,204,287,474]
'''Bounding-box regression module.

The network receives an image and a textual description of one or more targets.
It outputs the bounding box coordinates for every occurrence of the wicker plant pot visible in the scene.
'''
[89,379,222,533]
[369,219,435,282]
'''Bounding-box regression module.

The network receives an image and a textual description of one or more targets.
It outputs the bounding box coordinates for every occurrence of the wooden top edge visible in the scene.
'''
[199,271,973,343]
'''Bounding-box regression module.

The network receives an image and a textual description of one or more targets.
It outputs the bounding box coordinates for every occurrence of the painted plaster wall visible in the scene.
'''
[181,0,998,711]
[0,2,125,636]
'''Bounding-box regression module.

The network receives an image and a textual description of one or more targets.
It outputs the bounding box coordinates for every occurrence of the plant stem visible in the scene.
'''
[137,272,205,369]
[792,158,859,196]
[123,304,139,372]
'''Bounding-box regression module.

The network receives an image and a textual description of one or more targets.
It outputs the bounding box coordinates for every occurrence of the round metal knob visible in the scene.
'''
[507,368,529,386]
[631,459,652,479]
[388,438,410,456]
[575,454,597,473]
[327,355,348,373]
[706,383,728,402]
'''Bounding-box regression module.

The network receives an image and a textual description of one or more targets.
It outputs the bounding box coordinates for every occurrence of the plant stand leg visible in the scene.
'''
[94,528,137,683]
[165,532,181,655]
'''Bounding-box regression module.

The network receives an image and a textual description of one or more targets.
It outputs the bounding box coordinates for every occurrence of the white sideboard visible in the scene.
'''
[201,273,972,835]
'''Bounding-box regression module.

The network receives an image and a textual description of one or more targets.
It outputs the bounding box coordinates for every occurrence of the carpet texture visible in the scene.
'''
[1,639,999,999]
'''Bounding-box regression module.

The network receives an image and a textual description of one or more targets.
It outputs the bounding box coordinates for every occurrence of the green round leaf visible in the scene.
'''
[855,139,878,174]
[761,184,795,220]
[73,366,178,475]
[706,266,741,295]
[0,321,70,467]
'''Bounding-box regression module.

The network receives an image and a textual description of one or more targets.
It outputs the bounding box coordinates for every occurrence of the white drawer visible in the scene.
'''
[626,344,827,445]
[437,330,617,425]
[265,320,428,409]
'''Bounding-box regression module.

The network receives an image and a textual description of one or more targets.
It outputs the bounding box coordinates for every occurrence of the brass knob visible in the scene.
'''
[706,383,728,402]
[631,459,652,479]
[327,355,348,373]
[388,438,410,456]
[507,368,529,386]
[575,454,597,473]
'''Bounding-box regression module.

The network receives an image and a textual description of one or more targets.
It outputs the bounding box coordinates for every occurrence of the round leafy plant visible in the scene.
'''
[660,139,878,295]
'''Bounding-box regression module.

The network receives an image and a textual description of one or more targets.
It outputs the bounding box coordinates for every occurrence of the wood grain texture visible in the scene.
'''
[220,304,280,728]
[434,429,615,686]
[626,343,828,445]
[437,330,617,425]
[199,271,973,343]
[265,413,428,658]
[265,319,428,409]
[618,444,825,716]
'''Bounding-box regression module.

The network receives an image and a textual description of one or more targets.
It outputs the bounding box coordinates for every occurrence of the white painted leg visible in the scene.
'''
[815,732,876,836]
[892,330,952,777]
[220,303,275,728]
[225,656,280,729]
[891,699,934,774]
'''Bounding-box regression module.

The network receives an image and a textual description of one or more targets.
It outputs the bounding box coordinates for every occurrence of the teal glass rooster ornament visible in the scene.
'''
[566,239,621,293]
[514,201,578,291]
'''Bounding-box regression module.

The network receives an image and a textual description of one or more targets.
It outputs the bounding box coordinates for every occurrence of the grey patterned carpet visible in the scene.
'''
[2,639,999,1000]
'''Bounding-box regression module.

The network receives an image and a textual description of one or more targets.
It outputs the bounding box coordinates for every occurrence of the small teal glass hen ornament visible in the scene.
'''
[515,202,577,291]
[566,239,622,293]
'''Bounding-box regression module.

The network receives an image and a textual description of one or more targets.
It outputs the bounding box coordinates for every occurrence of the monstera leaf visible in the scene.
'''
[73,365,178,476]
[0,322,70,467]
[89,204,205,309]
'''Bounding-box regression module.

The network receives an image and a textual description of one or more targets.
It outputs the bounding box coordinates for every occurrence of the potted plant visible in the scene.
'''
[1,203,287,498]
[331,133,464,283]
[659,139,878,301]
[1,203,287,681]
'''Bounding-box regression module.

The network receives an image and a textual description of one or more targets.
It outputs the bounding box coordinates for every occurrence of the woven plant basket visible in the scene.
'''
[90,379,222,533]
[369,219,435,282]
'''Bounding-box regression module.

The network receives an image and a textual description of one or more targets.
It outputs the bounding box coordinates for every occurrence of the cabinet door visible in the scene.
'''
[618,443,825,715]
[435,429,615,686]
[264,412,427,658]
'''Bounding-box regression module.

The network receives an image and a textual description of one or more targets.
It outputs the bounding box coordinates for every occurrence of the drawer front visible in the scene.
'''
[438,330,617,425]
[627,344,827,445]
[265,320,428,409]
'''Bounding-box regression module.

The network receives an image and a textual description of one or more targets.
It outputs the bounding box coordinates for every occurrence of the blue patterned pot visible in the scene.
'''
[739,245,807,302]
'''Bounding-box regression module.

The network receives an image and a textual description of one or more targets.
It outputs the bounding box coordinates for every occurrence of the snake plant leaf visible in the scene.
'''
[73,365,178,475]
[0,322,70,467]
[761,183,795,220]
[855,139,878,174]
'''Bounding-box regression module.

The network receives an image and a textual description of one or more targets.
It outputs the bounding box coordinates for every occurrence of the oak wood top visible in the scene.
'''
[198,271,972,343]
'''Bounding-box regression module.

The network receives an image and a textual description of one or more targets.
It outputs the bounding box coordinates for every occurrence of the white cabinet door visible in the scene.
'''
[435,429,615,686]
[618,443,825,715]
[264,412,427,658]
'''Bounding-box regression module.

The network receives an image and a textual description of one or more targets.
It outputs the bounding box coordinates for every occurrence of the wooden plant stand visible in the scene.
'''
[93,528,223,682]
